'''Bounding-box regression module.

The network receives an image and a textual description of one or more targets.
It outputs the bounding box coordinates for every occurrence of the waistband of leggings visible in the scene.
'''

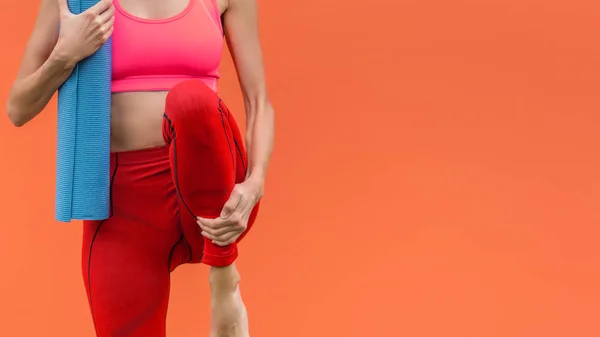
[110,145,169,165]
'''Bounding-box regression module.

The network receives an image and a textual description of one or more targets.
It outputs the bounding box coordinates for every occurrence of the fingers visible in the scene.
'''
[198,218,237,237]
[198,214,246,235]
[209,231,240,247]
[220,188,243,218]
[98,4,115,23]
[199,217,242,246]
[58,0,113,19]
[87,0,113,16]
[103,21,115,41]
[201,227,238,244]
[96,6,115,43]
[197,214,248,246]
[102,15,115,35]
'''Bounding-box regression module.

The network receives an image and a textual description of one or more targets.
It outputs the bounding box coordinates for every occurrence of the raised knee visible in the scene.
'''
[165,79,219,121]
[163,80,223,145]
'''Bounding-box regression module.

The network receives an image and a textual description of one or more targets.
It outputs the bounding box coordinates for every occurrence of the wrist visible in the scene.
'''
[246,167,266,184]
[50,43,79,70]
[245,172,265,197]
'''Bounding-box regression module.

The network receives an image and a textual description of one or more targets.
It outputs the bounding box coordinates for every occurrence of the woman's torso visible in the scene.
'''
[109,0,223,152]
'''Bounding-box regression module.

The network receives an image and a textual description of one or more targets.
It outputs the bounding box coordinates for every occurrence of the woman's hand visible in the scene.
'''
[197,177,264,246]
[55,0,115,65]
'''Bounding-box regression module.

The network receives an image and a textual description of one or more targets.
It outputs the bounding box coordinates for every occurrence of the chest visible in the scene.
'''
[111,0,224,78]
[117,0,192,19]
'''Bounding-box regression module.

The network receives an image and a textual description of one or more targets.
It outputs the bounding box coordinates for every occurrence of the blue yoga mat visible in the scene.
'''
[55,0,112,222]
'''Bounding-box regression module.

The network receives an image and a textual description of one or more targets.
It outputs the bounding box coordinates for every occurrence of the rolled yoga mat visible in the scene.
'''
[55,0,112,222]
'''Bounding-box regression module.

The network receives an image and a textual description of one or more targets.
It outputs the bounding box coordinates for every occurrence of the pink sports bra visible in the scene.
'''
[111,0,223,93]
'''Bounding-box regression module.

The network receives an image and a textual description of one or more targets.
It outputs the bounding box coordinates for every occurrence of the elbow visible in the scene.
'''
[6,102,27,127]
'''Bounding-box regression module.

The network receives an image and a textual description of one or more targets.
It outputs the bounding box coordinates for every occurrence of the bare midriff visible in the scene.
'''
[109,92,168,152]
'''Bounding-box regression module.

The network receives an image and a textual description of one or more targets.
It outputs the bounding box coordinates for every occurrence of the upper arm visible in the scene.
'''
[15,0,60,80]
[222,0,268,101]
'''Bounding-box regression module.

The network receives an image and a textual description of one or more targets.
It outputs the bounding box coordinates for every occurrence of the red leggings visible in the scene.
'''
[81,80,259,336]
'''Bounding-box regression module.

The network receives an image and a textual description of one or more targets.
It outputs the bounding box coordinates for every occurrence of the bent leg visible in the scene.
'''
[162,79,259,266]
[163,80,258,337]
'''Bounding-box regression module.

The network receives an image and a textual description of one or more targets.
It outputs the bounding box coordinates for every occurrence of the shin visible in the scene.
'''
[209,263,249,337]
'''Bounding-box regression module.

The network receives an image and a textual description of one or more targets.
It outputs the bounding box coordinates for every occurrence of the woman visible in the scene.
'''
[6,0,274,335]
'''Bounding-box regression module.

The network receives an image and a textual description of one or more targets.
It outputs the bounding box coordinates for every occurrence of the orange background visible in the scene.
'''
[1,0,600,336]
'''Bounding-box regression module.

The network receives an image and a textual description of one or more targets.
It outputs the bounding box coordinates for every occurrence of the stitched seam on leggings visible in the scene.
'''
[167,234,185,270]
[87,220,105,334]
[233,139,247,173]
[172,136,203,262]
[218,99,235,169]
[176,200,193,263]
[171,136,195,219]
[163,114,194,218]
[88,154,118,333]
[180,209,193,263]
[109,154,119,217]
[225,112,248,173]
[166,121,202,263]
[163,113,194,261]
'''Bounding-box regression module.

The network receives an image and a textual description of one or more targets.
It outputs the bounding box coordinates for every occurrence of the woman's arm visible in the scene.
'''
[6,0,114,127]
[223,0,275,191]
[193,0,275,244]
[6,0,74,127]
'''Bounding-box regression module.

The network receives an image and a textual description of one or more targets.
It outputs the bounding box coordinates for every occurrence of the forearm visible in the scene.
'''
[244,97,274,187]
[6,48,76,127]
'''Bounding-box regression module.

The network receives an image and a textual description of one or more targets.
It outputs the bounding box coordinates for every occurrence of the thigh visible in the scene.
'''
[163,80,260,267]
[82,217,172,337]
[80,148,185,336]
[163,80,237,219]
